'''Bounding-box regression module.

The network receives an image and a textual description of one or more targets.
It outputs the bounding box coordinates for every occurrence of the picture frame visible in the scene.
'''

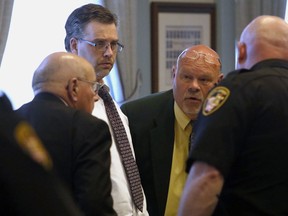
[151,2,216,92]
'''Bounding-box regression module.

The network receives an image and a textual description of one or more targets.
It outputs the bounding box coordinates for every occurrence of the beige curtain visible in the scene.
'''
[235,0,287,40]
[104,1,139,100]
[0,0,14,67]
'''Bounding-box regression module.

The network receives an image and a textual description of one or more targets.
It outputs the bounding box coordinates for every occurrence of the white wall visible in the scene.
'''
[0,0,94,109]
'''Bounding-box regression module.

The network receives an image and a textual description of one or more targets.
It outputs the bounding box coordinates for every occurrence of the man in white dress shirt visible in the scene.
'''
[64,3,149,216]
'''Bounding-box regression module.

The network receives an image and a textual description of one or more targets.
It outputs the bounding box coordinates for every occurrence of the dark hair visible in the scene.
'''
[64,4,118,52]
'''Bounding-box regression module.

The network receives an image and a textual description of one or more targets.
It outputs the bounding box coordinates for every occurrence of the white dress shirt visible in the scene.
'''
[93,97,149,216]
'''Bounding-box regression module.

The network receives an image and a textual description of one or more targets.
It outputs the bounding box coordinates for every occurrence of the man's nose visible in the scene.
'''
[188,79,201,92]
[103,44,114,57]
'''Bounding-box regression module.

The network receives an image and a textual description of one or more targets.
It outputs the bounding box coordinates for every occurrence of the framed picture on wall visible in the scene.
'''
[151,2,216,92]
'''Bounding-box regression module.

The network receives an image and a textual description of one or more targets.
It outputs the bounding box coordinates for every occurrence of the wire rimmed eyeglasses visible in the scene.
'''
[77,77,103,93]
[79,38,124,53]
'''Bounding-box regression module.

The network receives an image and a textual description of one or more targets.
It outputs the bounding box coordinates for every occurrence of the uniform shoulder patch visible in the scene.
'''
[202,86,230,116]
[14,121,53,170]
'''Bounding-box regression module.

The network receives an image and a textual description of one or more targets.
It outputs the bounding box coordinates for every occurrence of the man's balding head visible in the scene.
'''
[176,45,222,76]
[32,52,97,113]
[237,15,288,69]
[32,52,94,94]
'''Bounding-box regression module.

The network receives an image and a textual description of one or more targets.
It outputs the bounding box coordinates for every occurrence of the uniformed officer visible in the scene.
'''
[0,91,83,216]
[179,15,288,216]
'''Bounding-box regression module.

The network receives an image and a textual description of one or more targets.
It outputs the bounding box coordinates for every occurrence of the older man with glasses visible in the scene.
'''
[121,45,223,216]
[16,52,115,216]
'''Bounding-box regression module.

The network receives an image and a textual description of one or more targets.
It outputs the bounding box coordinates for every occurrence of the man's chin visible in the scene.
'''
[96,70,111,80]
[184,107,201,117]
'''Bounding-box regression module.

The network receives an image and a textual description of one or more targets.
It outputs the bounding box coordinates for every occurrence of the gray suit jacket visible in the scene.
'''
[121,89,175,216]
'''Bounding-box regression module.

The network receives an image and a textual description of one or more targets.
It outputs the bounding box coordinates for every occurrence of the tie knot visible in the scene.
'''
[98,85,111,102]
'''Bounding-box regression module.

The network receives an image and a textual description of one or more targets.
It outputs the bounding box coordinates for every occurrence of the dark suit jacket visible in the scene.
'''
[16,92,116,216]
[0,92,83,216]
[121,89,175,216]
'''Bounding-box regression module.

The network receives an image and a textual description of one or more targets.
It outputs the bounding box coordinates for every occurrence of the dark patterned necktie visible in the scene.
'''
[188,121,194,151]
[98,85,143,212]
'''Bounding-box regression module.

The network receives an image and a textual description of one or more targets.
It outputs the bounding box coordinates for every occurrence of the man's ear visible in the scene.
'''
[218,73,224,83]
[70,38,78,54]
[172,65,176,79]
[237,41,247,64]
[67,78,78,102]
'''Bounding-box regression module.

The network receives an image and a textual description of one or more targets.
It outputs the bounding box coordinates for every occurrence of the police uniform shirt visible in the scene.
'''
[187,59,288,215]
[0,91,83,216]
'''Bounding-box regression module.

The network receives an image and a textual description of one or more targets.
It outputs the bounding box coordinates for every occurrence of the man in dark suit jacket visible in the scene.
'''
[0,91,83,216]
[121,45,223,216]
[16,52,116,216]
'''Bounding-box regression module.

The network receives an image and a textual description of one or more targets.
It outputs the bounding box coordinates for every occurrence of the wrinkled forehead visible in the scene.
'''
[179,59,219,75]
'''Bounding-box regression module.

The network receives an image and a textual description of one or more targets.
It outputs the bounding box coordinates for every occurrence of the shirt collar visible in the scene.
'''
[174,101,191,131]
[57,96,68,106]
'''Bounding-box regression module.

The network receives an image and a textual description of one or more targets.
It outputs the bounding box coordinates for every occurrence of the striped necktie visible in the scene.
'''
[98,85,144,212]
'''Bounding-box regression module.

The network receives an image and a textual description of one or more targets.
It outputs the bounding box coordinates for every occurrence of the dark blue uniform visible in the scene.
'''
[0,91,83,216]
[187,59,288,216]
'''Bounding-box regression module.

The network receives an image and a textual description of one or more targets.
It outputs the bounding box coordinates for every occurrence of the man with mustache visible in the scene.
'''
[121,45,223,216]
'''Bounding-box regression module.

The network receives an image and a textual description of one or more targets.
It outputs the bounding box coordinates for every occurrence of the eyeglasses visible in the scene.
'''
[190,50,221,66]
[77,77,103,93]
[79,38,124,53]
